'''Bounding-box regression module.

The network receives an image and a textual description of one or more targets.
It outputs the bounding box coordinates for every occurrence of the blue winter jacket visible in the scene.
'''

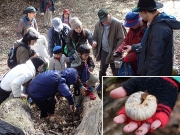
[28,69,77,105]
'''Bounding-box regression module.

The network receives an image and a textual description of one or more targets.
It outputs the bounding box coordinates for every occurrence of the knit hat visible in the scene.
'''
[53,46,63,54]
[61,68,78,85]
[23,6,38,14]
[52,17,63,32]
[63,9,70,14]
[31,57,45,72]
[69,17,82,29]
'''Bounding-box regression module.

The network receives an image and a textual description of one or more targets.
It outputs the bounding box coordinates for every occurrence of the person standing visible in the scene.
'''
[40,0,55,27]
[93,9,125,90]
[17,6,38,39]
[132,0,180,75]
[47,17,70,57]
[114,12,146,75]
[61,9,71,27]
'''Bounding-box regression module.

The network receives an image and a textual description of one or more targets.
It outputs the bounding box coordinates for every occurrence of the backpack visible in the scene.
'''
[7,44,27,69]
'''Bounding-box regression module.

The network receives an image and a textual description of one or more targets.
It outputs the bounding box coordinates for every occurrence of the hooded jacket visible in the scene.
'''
[138,12,180,75]
[0,60,36,97]
[28,68,78,105]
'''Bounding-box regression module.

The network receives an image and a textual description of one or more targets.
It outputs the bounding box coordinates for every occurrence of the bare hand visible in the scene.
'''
[89,66,94,72]
[70,105,76,112]
[33,53,39,58]
[110,87,162,135]
[122,45,132,54]
[80,86,87,95]
[92,41,97,47]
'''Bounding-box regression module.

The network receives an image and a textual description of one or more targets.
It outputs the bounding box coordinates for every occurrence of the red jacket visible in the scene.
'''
[115,25,146,74]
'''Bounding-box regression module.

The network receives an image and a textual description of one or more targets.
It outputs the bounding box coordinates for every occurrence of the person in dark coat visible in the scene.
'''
[132,0,180,75]
[28,68,78,118]
[47,17,70,57]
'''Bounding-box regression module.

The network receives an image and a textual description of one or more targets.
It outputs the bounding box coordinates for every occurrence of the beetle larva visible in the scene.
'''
[125,91,157,121]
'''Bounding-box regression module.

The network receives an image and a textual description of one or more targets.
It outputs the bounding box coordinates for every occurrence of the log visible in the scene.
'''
[0,98,44,135]
[74,91,102,135]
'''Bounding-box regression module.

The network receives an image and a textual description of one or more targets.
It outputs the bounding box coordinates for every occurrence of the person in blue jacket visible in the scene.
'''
[28,68,78,118]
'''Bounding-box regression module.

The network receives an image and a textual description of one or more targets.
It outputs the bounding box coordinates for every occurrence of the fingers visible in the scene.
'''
[113,114,127,124]
[123,122,138,133]
[135,123,150,135]
[151,120,161,130]
[110,87,127,98]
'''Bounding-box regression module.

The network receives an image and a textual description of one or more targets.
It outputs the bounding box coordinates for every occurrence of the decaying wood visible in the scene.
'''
[74,91,102,135]
[0,98,44,135]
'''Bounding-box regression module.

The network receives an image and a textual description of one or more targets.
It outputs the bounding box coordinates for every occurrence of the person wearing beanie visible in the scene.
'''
[61,9,71,27]
[73,44,98,107]
[28,68,78,118]
[113,12,147,75]
[0,57,45,104]
[66,17,97,55]
[47,17,70,57]
[40,0,55,27]
[17,6,38,39]
[110,77,180,135]
[93,8,125,93]
[49,46,75,72]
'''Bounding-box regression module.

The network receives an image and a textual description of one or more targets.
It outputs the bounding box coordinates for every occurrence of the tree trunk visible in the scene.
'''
[0,98,44,135]
[74,91,102,135]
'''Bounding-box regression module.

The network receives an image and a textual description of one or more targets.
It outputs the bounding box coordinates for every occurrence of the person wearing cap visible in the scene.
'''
[131,0,180,75]
[47,17,71,57]
[61,9,71,27]
[28,68,78,118]
[40,0,55,27]
[67,17,96,55]
[16,6,38,39]
[93,9,125,91]
[113,12,146,75]
[49,46,75,72]
[0,57,45,104]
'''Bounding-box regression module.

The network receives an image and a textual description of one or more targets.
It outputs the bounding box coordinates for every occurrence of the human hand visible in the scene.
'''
[80,86,87,95]
[33,53,39,57]
[92,41,97,47]
[88,66,94,72]
[122,45,132,54]
[110,77,178,135]
[21,93,28,99]
[70,104,76,112]
[113,52,120,57]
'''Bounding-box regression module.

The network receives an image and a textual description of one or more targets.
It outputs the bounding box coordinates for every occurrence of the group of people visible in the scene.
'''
[0,0,180,120]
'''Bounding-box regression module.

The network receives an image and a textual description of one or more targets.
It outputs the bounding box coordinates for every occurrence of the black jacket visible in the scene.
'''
[138,12,180,76]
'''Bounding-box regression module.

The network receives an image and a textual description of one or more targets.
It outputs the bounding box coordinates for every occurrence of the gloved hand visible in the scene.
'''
[113,52,120,57]
[69,54,75,63]
[110,77,179,135]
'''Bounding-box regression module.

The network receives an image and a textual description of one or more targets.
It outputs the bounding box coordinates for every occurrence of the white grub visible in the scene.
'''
[125,91,157,121]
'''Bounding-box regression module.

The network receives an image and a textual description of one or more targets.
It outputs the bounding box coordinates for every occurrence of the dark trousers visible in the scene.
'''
[99,49,116,84]
[0,88,11,104]
[31,96,56,118]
